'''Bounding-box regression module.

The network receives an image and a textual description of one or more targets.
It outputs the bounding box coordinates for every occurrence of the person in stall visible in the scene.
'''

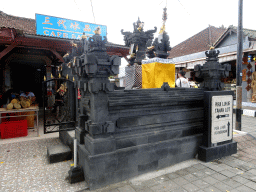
[20,91,36,105]
[176,71,190,88]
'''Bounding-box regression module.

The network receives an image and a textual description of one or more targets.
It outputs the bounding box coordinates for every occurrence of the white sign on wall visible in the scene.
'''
[211,95,233,144]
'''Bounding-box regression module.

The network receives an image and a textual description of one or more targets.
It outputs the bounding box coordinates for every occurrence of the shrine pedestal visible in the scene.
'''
[198,91,237,162]
[198,141,237,162]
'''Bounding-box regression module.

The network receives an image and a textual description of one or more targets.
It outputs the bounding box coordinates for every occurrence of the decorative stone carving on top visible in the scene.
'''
[194,47,231,91]
[121,18,157,65]
[71,33,121,78]
[146,7,171,59]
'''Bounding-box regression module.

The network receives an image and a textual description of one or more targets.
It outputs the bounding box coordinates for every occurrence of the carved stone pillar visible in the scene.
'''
[67,33,121,142]
[194,48,231,91]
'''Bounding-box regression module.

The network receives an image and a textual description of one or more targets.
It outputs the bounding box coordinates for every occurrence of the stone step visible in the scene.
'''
[47,143,72,164]
[59,130,75,151]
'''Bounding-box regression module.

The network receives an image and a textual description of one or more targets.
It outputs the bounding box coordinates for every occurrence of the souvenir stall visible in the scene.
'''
[0,93,39,139]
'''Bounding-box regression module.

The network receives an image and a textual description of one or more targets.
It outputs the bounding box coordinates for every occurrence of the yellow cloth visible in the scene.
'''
[142,62,175,89]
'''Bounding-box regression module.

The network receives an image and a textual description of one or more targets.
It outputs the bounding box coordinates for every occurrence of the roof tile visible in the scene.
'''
[0,11,36,35]
[168,26,226,59]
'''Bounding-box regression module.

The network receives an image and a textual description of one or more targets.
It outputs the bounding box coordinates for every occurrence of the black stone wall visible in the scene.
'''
[77,87,204,190]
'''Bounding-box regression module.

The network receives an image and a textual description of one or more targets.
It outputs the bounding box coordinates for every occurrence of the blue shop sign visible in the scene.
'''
[35,14,107,40]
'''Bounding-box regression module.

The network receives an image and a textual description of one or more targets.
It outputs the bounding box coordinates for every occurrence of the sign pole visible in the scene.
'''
[236,0,243,131]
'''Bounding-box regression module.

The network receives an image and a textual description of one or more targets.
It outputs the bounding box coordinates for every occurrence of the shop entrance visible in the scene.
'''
[10,61,45,107]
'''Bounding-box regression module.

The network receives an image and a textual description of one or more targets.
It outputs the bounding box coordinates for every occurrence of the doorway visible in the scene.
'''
[10,61,45,107]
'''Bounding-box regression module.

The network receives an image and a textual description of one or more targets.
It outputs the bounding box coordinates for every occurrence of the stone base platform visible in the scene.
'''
[198,141,237,162]
[78,134,202,190]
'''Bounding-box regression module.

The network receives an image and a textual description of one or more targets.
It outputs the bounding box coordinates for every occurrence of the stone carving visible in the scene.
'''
[146,7,171,59]
[121,18,157,65]
[194,47,231,91]
[71,33,121,78]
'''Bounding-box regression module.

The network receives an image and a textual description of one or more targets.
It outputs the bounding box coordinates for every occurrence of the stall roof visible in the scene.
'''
[168,25,226,59]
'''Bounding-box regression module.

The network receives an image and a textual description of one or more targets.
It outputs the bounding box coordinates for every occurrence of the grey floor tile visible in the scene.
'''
[202,185,222,192]
[130,177,163,191]
[150,180,179,192]
[219,170,237,177]
[229,189,241,192]
[244,181,256,190]
[218,163,233,169]
[182,174,198,182]
[219,156,236,162]
[202,176,219,185]
[224,160,241,168]
[231,175,251,184]
[236,185,256,192]
[117,185,136,192]
[175,169,190,176]
[170,187,188,192]
[214,181,234,191]
[249,175,256,182]
[166,172,180,180]
[205,164,227,172]
[136,188,154,192]
[151,175,170,185]
[247,168,256,175]
[222,178,242,188]
[191,179,209,189]
[228,167,245,174]
[172,177,189,186]
[192,163,207,170]
[184,166,198,174]
[182,183,200,192]
[200,167,217,176]
[210,173,228,181]
[98,182,126,192]
[240,171,255,179]
[236,164,255,172]
[191,170,208,178]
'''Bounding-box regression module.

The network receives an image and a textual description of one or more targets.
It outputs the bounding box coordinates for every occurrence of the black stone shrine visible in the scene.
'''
[57,32,237,189]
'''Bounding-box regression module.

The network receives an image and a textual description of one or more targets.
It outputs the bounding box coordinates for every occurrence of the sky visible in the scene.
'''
[1,0,256,67]
[1,0,255,47]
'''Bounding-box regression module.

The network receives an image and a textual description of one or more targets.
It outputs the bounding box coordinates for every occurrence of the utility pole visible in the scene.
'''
[236,0,243,131]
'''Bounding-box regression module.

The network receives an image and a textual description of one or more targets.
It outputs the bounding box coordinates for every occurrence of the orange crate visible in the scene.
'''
[0,120,27,139]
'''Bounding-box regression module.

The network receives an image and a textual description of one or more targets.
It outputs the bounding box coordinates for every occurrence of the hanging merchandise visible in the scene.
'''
[252,58,256,102]
[246,55,252,91]
[77,88,81,99]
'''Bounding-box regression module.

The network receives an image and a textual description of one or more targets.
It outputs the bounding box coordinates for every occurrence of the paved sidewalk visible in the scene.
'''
[0,137,86,191]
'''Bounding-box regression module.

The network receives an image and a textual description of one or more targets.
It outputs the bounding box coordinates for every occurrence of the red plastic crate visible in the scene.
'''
[0,120,28,139]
